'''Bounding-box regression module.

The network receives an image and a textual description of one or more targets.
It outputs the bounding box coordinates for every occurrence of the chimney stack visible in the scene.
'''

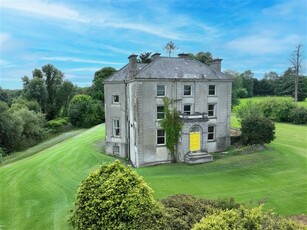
[128,54,137,78]
[210,58,222,72]
[178,53,189,58]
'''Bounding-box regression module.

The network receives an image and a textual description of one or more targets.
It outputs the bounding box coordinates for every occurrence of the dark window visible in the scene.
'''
[208,126,215,140]
[184,105,191,114]
[113,95,119,103]
[113,146,120,155]
[209,85,216,95]
[184,85,192,96]
[157,85,165,96]
[112,119,120,136]
[208,104,215,117]
[157,130,165,145]
[157,106,165,119]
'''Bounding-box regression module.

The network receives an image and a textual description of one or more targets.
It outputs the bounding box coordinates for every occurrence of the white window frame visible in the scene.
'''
[208,85,216,96]
[183,104,192,115]
[184,85,192,96]
[208,126,215,141]
[112,119,120,136]
[208,104,215,117]
[112,95,119,103]
[157,129,165,145]
[157,105,165,120]
[157,85,165,97]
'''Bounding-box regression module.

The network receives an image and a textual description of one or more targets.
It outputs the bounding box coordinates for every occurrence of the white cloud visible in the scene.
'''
[0,33,10,43]
[0,0,90,22]
[41,56,125,65]
[226,34,301,55]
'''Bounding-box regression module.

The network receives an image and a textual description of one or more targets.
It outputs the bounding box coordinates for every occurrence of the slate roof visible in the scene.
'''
[105,56,230,82]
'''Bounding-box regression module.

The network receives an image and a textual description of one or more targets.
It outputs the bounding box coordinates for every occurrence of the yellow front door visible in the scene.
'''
[190,132,201,152]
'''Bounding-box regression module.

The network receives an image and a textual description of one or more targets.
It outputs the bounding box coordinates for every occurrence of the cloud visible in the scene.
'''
[0,0,90,22]
[41,56,125,65]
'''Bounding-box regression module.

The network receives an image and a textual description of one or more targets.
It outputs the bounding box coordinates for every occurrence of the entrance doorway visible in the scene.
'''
[189,126,201,152]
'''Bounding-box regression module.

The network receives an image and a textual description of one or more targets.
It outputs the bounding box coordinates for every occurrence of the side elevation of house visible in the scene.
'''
[104,53,232,167]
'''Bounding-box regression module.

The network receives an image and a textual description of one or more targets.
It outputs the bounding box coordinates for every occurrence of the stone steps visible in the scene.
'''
[184,152,213,164]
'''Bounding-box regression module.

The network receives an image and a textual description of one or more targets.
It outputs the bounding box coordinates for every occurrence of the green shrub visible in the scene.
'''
[290,106,307,124]
[241,116,275,145]
[69,160,166,230]
[192,205,305,230]
[161,195,240,230]
[46,117,69,132]
[260,98,295,122]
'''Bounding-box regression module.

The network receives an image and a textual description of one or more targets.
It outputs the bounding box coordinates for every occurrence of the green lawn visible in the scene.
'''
[0,122,306,229]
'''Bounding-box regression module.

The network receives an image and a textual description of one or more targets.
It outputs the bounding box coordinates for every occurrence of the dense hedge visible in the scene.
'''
[69,160,166,229]
[192,205,305,230]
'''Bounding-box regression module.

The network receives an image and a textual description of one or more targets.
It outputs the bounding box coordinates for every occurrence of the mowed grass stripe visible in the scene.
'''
[0,125,113,230]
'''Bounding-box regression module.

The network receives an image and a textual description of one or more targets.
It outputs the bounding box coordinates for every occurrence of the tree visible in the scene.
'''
[160,98,183,162]
[68,94,103,128]
[241,116,275,145]
[240,70,254,97]
[23,77,47,111]
[42,64,65,119]
[55,81,75,117]
[164,41,178,57]
[91,67,117,102]
[70,160,166,230]
[188,52,213,65]
[138,52,152,63]
[290,44,303,104]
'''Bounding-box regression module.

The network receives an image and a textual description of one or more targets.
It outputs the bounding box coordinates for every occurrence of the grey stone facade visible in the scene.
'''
[104,54,232,167]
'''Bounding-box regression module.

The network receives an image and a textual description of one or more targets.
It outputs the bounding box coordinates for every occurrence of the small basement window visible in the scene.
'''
[112,95,119,103]
[113,145,120,155]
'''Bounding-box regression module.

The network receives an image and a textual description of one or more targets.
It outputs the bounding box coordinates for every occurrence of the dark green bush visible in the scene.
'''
[290,106,307,124]
[241,116,275,145]
[70,160,166,230]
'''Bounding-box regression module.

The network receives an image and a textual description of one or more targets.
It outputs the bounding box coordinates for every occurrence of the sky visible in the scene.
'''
[0,0,306,89]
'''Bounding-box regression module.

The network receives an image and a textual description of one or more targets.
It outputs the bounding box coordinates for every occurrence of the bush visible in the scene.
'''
[290,106,307,124]
[46,117,69,132]
[241,116,275,145]
[192,205,305,230]
[70,160,166,230]
[161,195,240,230]
[260,98,295,122]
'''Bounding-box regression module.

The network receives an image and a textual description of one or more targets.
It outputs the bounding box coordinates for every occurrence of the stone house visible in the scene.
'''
[104,53,232,167]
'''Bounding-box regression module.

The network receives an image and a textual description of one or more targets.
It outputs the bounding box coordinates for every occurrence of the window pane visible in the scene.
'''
[184,85,192,95]
[209,85,215,95]
[113,95,119,103]
[208,104,215,117]
[184,105,191,114]
[208,126,214,132]
[157,85,165,96]
[157,130,165,144]
[157,106,164,119]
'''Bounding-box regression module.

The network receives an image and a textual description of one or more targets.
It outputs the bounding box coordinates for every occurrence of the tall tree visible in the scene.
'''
[91,67,117,102]
[240,70,254,97]
[290,44,303,104]
[164,41,178,57]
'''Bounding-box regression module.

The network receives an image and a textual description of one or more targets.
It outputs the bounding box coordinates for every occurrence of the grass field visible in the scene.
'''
[0,120,306,229]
